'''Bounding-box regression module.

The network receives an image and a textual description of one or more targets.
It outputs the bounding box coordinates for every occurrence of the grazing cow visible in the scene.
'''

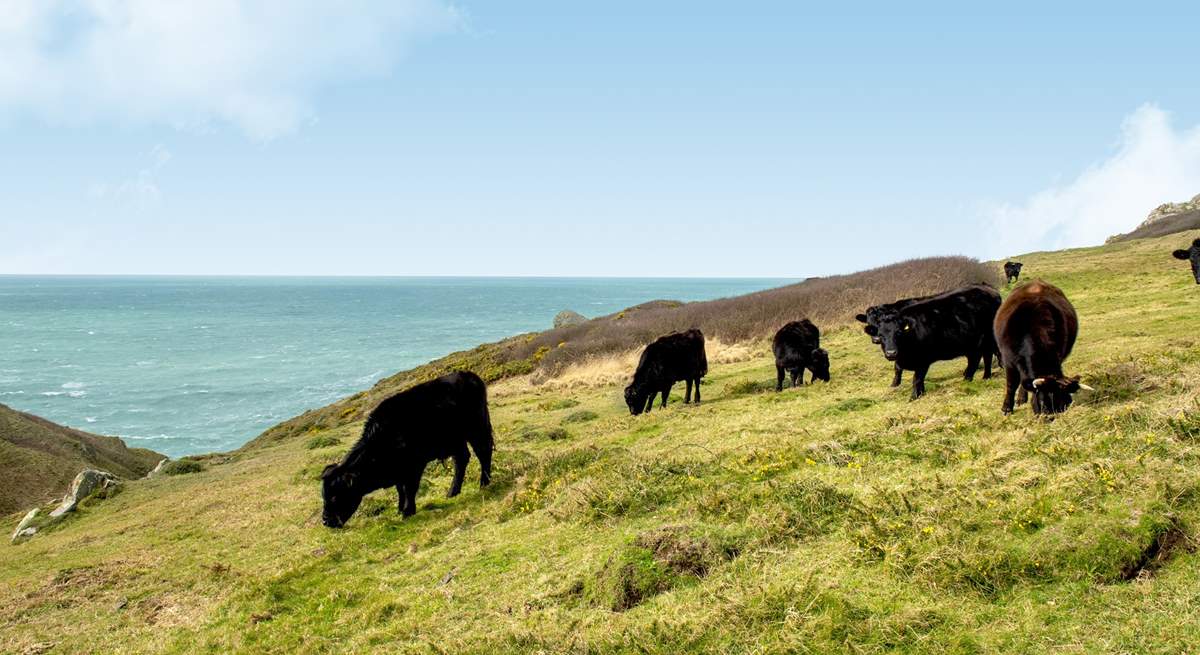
[855,293,938,387]
[1004,261,1024,285]
[994,280,1092,415]
[873,284,1002,400]
[1172,239,1200,284]
[772,319,830,390]
[321,371,493,528]
[624,328,707,415]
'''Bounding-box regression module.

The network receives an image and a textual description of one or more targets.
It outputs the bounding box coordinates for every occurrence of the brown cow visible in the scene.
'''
[993,280,1092,415]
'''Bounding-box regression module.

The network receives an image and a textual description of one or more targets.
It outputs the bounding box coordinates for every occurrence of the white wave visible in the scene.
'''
[68,391,87,398]
[84,417,97,423]
[41,391,65,396]
[61,381,86,389]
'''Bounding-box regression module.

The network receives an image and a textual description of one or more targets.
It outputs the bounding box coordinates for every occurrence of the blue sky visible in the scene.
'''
[2,1,1200,276]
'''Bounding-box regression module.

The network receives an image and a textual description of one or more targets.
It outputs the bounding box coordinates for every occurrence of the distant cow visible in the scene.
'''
[855,293,938,387]
[1172,239,1200,284]
[321,371,493,528]
[624,329,707,415]
[772,320,830,390]
[873,284,1002,400]
[1004,261,1023,285]
[994,280,1091,415]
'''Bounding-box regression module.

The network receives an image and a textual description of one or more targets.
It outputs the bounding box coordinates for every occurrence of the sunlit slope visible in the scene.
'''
[4,231,1200,654]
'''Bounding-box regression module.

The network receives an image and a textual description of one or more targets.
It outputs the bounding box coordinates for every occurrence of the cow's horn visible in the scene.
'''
[1078,382,1095,392]
[1031,377,1046,388]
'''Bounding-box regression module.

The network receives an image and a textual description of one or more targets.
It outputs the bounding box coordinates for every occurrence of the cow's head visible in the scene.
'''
[1172,239,1200,284]
[856,311,883,344]
[809,348,831,382]
[874,314,913,361]
[1006,262,1022,275]
[1025,375,1092,415]
[320,463,363,528]
[624,384,646,416]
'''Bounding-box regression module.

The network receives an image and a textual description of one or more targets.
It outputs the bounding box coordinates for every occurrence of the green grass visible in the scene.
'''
[5,232,1200,653]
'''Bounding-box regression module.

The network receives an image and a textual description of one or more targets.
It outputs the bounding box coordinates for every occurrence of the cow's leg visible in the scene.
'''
[1001,367,1019,414]
[448,446,470,498]
[474,439,493,487]
[643,394,654,414]
[396,484,406,514]
[660,387,670,408]
[963,352,979,381]
[684,379,693,403]
[1016,385,1028,407]
[910,364,929,400]
[402,463,425,518]
[776,366,785,392]
[692,379,701,403]
[790,369,800,387]
[891,363,903,387]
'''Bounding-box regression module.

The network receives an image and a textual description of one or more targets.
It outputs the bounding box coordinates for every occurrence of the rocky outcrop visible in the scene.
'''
[1108,193,1200,243]
[553,310,587,329]
[10,469,121,543]
[1142,194,1200,227]
[145,458,169,478]
[49,469,119,518]
[10,509,39,544]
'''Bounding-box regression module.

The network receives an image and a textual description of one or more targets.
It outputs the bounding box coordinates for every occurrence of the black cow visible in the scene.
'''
[321,371,493,528]
[1172,239,1200,284]
[624,328,707,415]
[856,294,938,387]
[994,280,1092,415]
[1004,261,1023,285]
[873,284,1002,400]
[772,320,830,390]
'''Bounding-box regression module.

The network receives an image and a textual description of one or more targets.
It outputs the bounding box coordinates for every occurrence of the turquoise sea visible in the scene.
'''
[0,276,792,457]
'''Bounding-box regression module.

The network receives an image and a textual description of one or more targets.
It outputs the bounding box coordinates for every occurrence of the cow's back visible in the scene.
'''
[994,280,1077,361]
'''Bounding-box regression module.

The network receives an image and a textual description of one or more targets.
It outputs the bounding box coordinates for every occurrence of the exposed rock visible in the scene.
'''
[553,309,587,329]
[1108,193,1200,243]
[11,508,39,543]
[49,469,119,518]
[1143,194,1200,227]
[146,458,169,478]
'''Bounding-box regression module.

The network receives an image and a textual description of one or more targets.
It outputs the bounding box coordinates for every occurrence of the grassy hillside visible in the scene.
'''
[5,232,1200,654]
[0,404,164,516]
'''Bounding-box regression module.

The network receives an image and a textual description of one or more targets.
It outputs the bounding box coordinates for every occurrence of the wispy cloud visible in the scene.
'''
[985,104,1200,257]
[0,1,462,139]
[88,143,172,209]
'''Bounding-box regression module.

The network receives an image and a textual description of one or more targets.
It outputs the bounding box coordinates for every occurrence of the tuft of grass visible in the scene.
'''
[161,459,205,476]
[304,434,341,450]
[537,398,580,411]
[562,410,599,424]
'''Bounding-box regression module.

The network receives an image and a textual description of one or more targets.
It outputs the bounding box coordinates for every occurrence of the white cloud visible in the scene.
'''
[88,143,171,209]
[0,1,461,139]
[985,104,1200,257]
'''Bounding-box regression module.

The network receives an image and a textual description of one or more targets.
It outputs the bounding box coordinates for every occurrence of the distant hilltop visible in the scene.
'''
[1107,193,1200,243]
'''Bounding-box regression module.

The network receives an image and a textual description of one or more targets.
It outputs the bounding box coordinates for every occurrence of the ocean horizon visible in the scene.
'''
[0,275,796,457]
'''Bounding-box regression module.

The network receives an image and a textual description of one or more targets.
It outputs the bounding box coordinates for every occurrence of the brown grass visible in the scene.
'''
[247,256,999,447]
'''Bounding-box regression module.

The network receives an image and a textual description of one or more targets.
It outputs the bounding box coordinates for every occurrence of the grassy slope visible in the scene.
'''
[4,232,1200,654]
[0,404,164,516]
